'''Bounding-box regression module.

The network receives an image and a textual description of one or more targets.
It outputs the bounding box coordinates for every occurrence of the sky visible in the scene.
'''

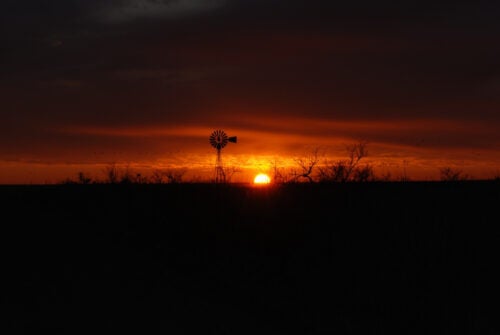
[1,0,500,183]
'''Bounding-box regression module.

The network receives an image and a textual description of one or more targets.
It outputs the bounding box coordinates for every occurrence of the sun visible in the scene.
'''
[254,173,271,185]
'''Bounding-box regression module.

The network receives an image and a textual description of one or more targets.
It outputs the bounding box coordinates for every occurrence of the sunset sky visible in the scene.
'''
[2,0,500,183]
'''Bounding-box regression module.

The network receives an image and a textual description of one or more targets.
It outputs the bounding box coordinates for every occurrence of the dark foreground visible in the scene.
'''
[1,181,499,334]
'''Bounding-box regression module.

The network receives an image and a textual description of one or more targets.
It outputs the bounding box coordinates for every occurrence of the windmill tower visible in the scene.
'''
[209,129,237,183]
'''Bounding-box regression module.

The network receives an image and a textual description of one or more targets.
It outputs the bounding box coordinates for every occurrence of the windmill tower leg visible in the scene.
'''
[215,148,225,183]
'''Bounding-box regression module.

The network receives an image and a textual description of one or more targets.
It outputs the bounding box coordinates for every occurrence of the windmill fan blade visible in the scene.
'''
[209,130,228,149]
[228,136,237,143]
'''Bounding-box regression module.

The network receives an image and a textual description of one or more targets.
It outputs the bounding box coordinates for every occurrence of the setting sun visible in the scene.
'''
[254,173,271,184]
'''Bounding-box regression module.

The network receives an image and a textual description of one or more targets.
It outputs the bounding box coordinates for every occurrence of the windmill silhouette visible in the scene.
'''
[209,129,237,183]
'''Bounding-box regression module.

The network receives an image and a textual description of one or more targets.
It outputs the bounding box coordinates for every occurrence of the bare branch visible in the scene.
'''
[439,167,468,181]
[318,140,369,183]
[292,148,320,183]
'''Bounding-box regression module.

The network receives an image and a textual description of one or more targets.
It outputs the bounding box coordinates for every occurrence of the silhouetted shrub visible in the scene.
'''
[150,168,187,184]
[352,164,376,182]
[439,167,469,181]
[317,141,369,183]
[60,171,93,184]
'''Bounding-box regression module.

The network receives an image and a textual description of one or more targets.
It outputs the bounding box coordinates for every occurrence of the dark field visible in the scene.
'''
[1,181,499,334]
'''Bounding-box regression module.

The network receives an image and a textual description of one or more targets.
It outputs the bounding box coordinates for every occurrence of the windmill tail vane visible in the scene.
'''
[209,130,237,183]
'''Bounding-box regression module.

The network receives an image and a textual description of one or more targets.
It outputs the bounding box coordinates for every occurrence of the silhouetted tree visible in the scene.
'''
[439,167,469,181]
[132,173,148,184]
[60,171,93,184]
[400,159,410,182]
[151,168,187,184]
[352,163,375,182]
[78,172,92,184]
[151,170,166,184]
[118,165,134,184]
[292,148,320,183]
[101,163,141,184]
[270,158,291,184]
[103,163,119,184]
[165,168,187,184]
[318,141,369,183]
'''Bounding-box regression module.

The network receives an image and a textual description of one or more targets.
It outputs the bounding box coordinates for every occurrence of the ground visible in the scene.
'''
[1,181,499,334]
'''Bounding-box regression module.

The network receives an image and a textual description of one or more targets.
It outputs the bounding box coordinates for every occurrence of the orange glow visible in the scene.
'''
[1,115,499,184]
[254,173,271,185]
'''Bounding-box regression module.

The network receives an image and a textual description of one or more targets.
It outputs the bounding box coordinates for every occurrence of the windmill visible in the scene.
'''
[209,129,237,183]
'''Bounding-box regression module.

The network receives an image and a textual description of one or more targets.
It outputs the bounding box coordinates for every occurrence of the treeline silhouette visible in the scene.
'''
[61,141,499,184]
